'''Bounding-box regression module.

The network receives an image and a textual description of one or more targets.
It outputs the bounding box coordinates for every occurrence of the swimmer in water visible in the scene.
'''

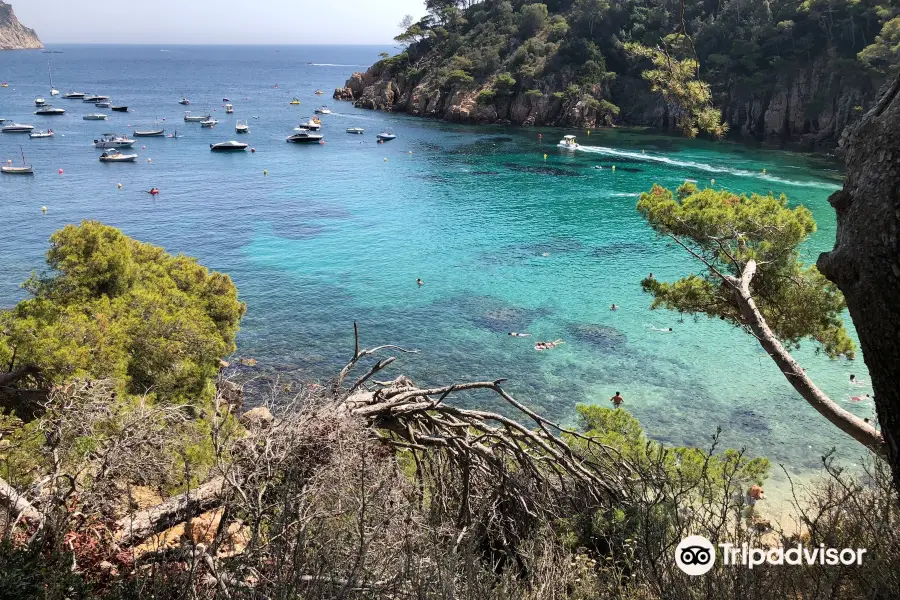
[647,324,673,332]
[535,339,564,351]
[849,393,871,402]
[849,374,868,386]
[610,391,624,408]
[147,188,159,195]
[508,332,532,338]
[610,304,619,311]
[416,278,424,286]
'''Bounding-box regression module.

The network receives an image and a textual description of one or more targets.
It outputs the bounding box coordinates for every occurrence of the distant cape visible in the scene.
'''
[0,2,42,50]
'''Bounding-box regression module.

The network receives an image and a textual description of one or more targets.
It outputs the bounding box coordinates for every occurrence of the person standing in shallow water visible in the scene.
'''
[610,392,624,408]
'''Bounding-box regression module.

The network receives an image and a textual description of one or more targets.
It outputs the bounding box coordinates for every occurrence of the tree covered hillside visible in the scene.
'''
[336,0,899,144]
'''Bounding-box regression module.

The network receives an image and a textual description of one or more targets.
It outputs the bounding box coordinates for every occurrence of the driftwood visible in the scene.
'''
[114,477,226,547]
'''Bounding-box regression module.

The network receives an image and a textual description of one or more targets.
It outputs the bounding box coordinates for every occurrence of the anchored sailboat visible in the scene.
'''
[48,60,59,97]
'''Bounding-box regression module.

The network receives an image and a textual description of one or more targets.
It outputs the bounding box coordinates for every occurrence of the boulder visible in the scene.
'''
[241,406,274,429]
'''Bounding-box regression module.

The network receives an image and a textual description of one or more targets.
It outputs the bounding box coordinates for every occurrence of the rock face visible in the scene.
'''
[0,2,42,51]
[336,59,876,148]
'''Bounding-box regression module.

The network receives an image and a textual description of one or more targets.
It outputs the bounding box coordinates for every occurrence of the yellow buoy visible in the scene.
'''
[543,153,547,161]
[762,168,766,174]
[263,170,268,176]
[587,130,591,136]
[612,165,616,171]
[41,206,47,213]
[384,158,388,162]
[711,178,715,186]
[408,151,412,155]
[642,149,645,153]
[117,183,122,189]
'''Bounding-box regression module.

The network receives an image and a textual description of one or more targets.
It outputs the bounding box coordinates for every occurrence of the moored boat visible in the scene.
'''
[95,101,111,108]
[34,106,66,115]
[35,97,46,106]
[200,119,218,128]
[315,106,332,114]
[210,141,249,152]
[297,118,321,131]
[557,134,579,150]
[83,95,109,103]
[179,97,190,105]
[289,98,301,105]
[376,129,397,141]
[133,129,165,137]
[1,123,35,133]
[93,134,136,149]
[236,120,249,134]
[63,92,86,99]
[29,129,54,138]
[83,114,108,120]
[287,130,324,143]
[111,106,129,112]
[225,104,234,114]
[346,127,365,134]
[98,149,138,162]
[2,147,34,174]
[184,112,210,122]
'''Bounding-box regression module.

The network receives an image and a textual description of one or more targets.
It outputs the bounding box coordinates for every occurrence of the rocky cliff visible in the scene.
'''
[0,2,42,51]
[336,59,872,148]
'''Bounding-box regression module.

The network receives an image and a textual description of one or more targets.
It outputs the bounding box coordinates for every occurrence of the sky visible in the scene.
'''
[12,0,426,45]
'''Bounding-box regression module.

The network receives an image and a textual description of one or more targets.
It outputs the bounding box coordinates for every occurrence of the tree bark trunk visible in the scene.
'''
[0,475,42,522]
[729,261,883,454]
[817,73,900,492]
[114,477,226,547]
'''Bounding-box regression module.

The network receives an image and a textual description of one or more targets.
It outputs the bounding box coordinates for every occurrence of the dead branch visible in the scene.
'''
[0,474,42,522]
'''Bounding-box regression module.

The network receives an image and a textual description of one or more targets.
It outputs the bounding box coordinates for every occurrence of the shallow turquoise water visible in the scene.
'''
[0,46,874,489]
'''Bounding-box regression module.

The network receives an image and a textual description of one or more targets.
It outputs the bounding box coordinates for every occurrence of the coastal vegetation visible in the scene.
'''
[336,0,900,144]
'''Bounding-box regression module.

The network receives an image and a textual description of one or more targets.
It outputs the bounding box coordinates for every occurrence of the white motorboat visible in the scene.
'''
[99,149,137,163]
[93,134,136,149]
[235,120,249,134]
[184,112,210,122]
[83,95,109,103]
[297,118,321,131]
[225,104,234,114]
[376,129,397,141]
[63,92,86,99]
[2,147,34,175]
[29,129,54,138]
[95,101,112,108]
[134,129,165,137]
[210,141,249,152]
[84,114,108,121]
[200,119,218,128]
[179,97,190,105]
[34,106,66,115]
[1,123,35,133]
[315,106,332,114]
[287,130,324,143]
[558,134,579,150]
[346,127,365,134]
[35,97,46,106]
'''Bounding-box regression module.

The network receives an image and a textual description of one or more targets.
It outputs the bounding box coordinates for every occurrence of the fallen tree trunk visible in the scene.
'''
[114,477,226,547]
[0,474,42,522]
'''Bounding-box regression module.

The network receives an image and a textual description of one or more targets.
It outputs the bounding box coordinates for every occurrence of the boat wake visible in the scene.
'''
[577,146,840,190]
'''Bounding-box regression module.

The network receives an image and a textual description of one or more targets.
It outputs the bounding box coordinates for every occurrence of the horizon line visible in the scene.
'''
[37,42,398,47]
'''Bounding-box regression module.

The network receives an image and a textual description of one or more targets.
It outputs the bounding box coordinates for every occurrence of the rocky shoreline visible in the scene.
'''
[335,59,872,149]
[0,2,42,51]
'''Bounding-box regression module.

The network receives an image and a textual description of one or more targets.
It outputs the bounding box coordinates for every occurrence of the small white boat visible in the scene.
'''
[2,147,34,175]
[210,141,248,152]
[287,130,324,143]
[376,129,397,141]
[184,112,210,122]
[225,104,234,114]
[297,118,321,131]
[557,135,579,150]
[95,101,111,108]
[99,149,137,163]
[29,129,54,138]
[35,97,46,106]
[179,97,190,105]
[48,61,59,96]
[133,129,165,137]
[200,119,218,128]
[84,114,109,121]
[83,95,109,103]
[346,127,365,134]
[94,134,136,149]
[63,92,86,99]
[315,106,332,114]
[34,106,66,115]
[235,120,249,134]
[50,89,60,97]
[1,123,35,133]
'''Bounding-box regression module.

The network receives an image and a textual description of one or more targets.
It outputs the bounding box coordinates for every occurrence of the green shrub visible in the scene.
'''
[477,88,497,104]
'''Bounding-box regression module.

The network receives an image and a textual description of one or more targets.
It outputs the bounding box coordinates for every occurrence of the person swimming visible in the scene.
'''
[416,278,424,286]
[535,339,564,351]
[147,188,160,195]
[647,324,673,332]
[610,391,624,408]
[610,304,619,311]
[849,393,871,402]
[509,332,532,338]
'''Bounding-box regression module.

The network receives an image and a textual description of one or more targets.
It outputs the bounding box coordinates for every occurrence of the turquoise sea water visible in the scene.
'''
[0,46,874,494]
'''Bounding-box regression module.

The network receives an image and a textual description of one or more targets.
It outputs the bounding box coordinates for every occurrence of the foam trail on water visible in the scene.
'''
[578,146,840,190]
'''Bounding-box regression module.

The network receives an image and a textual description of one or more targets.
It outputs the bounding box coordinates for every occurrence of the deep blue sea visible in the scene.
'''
[0,45,874,501]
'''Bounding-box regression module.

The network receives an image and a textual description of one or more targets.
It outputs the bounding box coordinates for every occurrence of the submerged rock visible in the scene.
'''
[568,324,628,350]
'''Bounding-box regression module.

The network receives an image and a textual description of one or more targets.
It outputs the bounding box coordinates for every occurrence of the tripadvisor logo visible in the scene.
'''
[675,535,867,576]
